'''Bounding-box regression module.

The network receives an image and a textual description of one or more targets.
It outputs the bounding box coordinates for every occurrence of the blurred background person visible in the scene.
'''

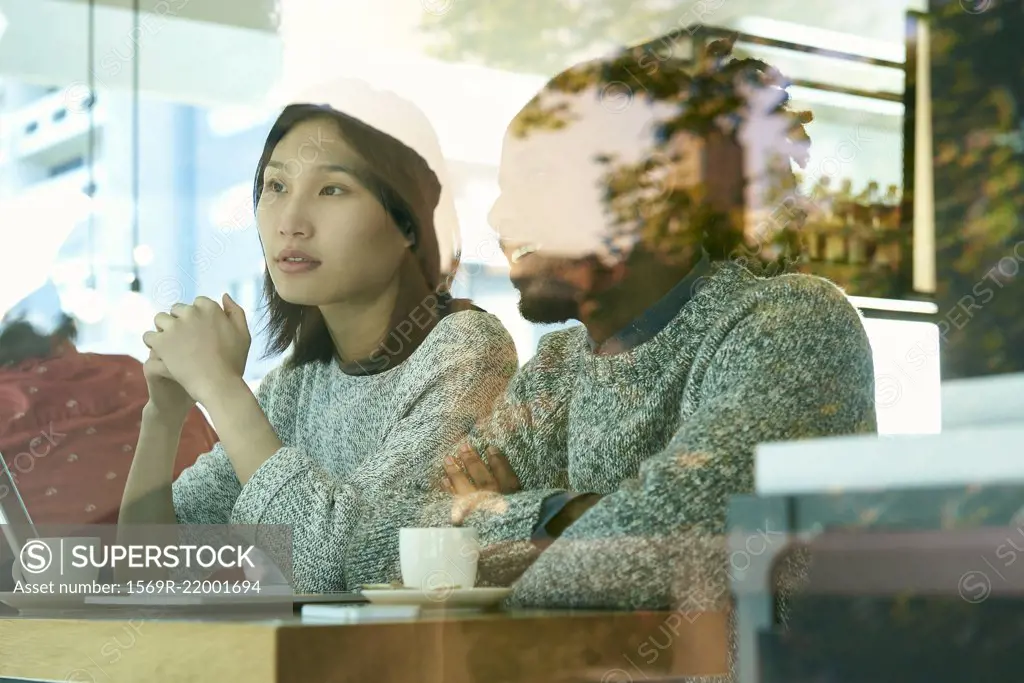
[0,200,218,589]
[0,309,218,529]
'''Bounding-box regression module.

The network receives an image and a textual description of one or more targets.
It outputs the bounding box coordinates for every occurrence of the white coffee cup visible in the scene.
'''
[398,528,479,590]
[12,537,101,586]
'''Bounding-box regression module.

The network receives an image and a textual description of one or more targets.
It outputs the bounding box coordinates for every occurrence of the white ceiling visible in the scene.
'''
[53,0,277,31]
[0,0,280,106]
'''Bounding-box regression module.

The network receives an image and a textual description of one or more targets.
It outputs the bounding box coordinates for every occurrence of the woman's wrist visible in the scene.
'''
[142,401,190,429]
[197,375,250,419]
[199,376,282,485]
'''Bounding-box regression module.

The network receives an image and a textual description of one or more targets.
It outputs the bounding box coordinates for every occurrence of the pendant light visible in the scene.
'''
[65,0,105,325]
[129,0,141,293]
[86,0,97,290]
[115,0,155,337]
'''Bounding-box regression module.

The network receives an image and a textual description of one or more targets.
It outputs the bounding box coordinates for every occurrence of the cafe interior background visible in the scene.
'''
[1,0,1021,437]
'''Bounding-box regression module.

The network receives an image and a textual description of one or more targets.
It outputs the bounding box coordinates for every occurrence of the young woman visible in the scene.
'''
[119,91,517,593]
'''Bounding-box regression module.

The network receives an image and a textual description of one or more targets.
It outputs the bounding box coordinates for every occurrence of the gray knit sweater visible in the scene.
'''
[436,261,877,610]
[170,310,517,593]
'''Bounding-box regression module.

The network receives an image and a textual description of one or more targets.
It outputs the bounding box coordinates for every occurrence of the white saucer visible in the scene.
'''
[359,587,511,609]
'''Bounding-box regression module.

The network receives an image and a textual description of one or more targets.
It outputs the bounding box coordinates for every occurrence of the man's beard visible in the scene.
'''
[514,279,582,324]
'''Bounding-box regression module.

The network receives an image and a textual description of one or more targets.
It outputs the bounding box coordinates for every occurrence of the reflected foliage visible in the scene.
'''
[768,595,1024,682]
[930,0,1024,378]
[422,9,910,290]
[420,0,687,75]
[506,33,814,273]
[770,482,1024,682]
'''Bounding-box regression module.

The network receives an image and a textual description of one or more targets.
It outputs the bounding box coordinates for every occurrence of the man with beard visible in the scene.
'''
[427,34,879,611]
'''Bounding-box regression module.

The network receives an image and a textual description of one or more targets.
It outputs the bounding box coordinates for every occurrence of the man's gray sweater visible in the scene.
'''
[453,261,877,610]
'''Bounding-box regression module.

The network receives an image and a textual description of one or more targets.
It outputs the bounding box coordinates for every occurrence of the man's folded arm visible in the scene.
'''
[506,281,878,609]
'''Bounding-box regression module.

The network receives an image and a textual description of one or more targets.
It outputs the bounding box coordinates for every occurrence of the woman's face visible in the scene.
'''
[256,117,410,307]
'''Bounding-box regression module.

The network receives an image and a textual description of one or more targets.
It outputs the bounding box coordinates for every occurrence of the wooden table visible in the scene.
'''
[0,606,730,682]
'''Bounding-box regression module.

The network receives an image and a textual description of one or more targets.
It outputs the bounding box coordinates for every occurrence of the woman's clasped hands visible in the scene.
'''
[142,293,251,413]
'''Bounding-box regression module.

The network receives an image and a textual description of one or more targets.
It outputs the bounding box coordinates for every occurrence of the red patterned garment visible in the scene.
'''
[0,348,218,527]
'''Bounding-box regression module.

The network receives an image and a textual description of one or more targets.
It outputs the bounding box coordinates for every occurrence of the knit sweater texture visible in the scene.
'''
[444,261,878,610]
[170,310,517,593]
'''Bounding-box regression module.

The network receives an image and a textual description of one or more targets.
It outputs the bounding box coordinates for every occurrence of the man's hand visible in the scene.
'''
[442,443,520,495]
[442,443,520,524]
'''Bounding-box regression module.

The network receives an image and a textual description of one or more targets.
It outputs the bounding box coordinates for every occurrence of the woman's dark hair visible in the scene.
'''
[253,103,460,367]
[0,314,77,367]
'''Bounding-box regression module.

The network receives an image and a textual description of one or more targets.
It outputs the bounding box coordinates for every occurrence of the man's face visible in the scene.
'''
[488,74,805,325]
[488,88,684,323]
